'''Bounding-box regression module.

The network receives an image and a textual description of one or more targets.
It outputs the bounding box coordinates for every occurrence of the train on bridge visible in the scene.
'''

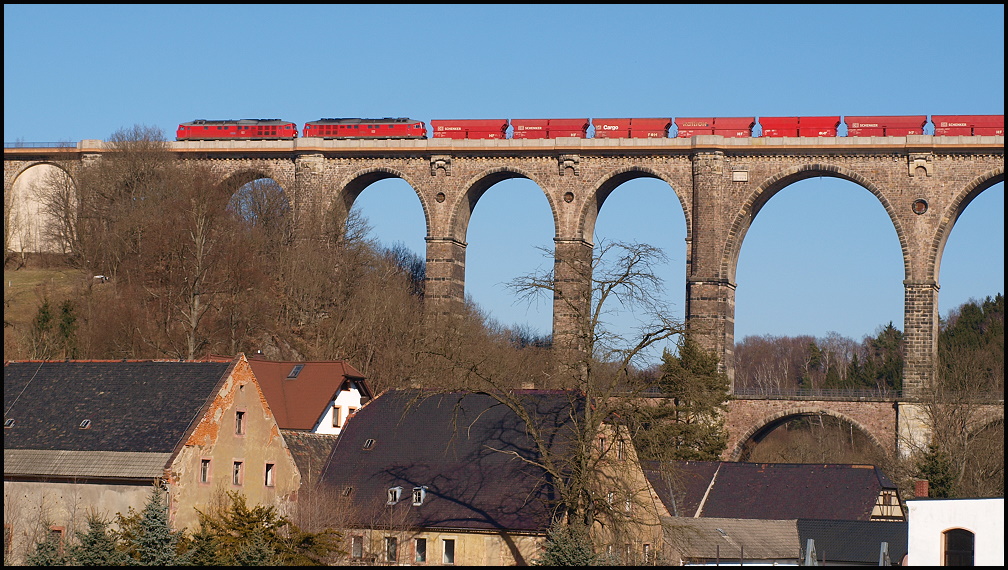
[175,114,1004,141]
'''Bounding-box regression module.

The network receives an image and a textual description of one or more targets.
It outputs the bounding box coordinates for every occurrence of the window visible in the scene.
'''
[387,486,402,505]
[415,537,427,562]
[332,405,342,428]
[233,461,243,486]
[363,438,375,450]
[413,486,427,506]
[607,492,615,505]
[4,419,14,428]
[351,535,363,559]
[49,527,65,556]
[597,436,606,453]
[200,459,211,483]
[617,439,626,460]
[442,538,455,564]
[944,528,974,566]
[79,419,91,429]
[287,364,304,378]
[644,543,652,564]
[342,486,353,497]
[348,406,358,419]
[624,494,632,513]
[264,463,275,487]
[235,411,245,435]
[385,536,398,562]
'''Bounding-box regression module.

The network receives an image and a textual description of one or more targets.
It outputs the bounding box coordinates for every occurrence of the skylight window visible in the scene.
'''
[287,364,304,379]
[387,486,403,505]
[79,419,92,429]
[4,419,14,428]
[412,486,428,506]
[363,438,375,450]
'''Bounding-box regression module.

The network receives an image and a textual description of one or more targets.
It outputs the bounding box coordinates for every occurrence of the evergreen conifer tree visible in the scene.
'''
[132,482,181,565]
[69,513,129,566]
[533,520,599,566]
[25,528,68,566]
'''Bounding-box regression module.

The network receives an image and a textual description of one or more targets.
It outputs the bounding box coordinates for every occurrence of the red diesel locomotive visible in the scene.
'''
[176,115,1003,141]
[176,119,298,141]
[303,117,427,139]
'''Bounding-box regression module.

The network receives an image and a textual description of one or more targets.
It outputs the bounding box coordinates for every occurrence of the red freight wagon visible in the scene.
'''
[594,118,671,139]
[592,118,633,138]
[798,116,841,137]
[302,118,427,139]
[510,118,551,139]
[675,118,714,138]
[760,117,800,137]
[845,116,926,137]
[176,119,298,141]
[713,117,756,138]
[932,115,1004,136]
[511,119,589,139]
[630,118,672,138]
[430,119,508,139]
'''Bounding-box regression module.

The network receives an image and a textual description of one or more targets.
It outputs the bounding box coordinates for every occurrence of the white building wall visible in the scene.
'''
[906,498,1004,566]
[312,383,365,435]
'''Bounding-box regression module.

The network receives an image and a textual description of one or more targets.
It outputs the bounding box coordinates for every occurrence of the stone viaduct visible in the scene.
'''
[5,134,1004,457]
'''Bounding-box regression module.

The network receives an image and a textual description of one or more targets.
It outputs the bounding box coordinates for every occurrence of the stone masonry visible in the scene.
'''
[5,135,1004,404]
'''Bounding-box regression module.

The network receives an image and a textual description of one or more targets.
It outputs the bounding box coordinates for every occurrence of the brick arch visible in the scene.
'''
[214,169,287,194]
[576,165,691,245]
[447,166,555,244]
[727,405,889,461]
[929,167,1005,283]
[4,160,79,194]
[5,161,81,254]
[333,166,431,238]
[969,407,1004,438]
[720,164,911,284]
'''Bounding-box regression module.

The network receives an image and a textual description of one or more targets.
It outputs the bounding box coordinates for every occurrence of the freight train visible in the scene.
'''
[175,115,1004,141]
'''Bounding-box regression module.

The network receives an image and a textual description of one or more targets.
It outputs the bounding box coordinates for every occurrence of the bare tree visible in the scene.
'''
[417,239,685,549]
[29,163,80,258]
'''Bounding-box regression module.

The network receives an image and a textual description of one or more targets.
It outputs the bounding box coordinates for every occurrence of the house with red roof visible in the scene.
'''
[245,355,372,436]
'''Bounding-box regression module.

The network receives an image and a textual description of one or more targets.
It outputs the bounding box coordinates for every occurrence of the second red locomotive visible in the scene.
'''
[302,118,426,139]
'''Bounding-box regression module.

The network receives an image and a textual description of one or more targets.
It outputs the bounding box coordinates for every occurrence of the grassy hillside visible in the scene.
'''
[3,265,88,331]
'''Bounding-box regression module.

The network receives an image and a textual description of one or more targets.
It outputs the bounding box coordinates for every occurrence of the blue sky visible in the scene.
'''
[4,4,1004,363]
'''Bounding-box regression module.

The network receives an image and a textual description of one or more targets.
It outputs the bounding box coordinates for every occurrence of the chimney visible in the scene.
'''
[914,479,929,498]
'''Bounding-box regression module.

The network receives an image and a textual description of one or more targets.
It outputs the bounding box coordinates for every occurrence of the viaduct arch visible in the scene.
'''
[5,135,1004,400]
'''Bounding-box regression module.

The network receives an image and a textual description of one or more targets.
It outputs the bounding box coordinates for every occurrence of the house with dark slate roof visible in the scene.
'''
[317,388,670,565]
[643,460,905,522]
[3,355,300,564]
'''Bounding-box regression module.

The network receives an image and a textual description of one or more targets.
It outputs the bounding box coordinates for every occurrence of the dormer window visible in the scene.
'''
[412,486,428,506]
[79,419,91,430]
[287,364,304,379]
[387,486,403,505]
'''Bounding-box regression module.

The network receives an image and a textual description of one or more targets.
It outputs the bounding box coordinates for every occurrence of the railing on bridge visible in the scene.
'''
[4,141,77,149]
[731,387,902,401]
